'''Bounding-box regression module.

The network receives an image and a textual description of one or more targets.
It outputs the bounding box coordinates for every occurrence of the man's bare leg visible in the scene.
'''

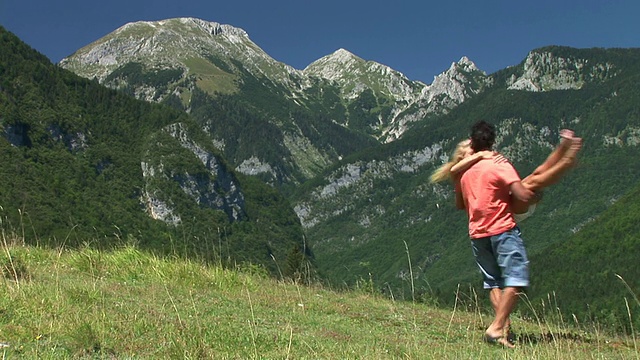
[489,288,512,338]
[485,287,520,348]
[489,288,501,312]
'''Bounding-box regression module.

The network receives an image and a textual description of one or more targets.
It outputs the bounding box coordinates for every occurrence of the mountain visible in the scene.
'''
[382,56,492,141]
[292,46,640,310]
[0,26,305,275]
[304,50,492,142]
[53,18,640,326]
[59,18,484,187]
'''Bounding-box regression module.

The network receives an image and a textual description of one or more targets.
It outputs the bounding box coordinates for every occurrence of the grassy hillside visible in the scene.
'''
[529,180,640,332]
[0,234,638,359]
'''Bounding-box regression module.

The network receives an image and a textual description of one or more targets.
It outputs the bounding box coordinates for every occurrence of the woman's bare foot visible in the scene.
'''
[559,129,575,149]
[560,129,574,140]
[563,137,582,167]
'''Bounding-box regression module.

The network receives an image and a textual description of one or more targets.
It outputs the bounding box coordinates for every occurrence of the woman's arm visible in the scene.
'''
[450,150,494,174]
[453,174,466,210]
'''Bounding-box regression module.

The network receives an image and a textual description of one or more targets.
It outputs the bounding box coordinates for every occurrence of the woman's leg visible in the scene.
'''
[528,129,574,177]
[511,136,582,214]
[522,137,581,191]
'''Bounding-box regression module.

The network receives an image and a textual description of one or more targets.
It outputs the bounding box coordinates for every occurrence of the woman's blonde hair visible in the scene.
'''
[430,139,471,183]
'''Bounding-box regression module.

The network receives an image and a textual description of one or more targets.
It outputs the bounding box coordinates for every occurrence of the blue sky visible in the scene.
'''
[1,0,639,83]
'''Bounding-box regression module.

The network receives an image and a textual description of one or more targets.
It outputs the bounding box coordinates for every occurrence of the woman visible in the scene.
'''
[431,129,582,219]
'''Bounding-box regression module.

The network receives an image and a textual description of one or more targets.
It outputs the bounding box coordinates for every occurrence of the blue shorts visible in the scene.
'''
[471,227,529,289]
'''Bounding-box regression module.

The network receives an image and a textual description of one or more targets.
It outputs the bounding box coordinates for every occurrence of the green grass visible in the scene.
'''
[183,57,239,95]
[0,234,637,359]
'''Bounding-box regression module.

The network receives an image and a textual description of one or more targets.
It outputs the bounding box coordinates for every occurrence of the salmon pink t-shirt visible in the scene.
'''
[458,158,521,239]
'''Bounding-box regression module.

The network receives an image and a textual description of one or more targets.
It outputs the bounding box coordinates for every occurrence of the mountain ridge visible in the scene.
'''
[37,19,640,327]
[59,17,493,185]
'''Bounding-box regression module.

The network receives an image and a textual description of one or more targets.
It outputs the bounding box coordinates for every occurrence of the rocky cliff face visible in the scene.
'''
[294,144,444,229]
[141,122,247,226]
[506,49,617,91]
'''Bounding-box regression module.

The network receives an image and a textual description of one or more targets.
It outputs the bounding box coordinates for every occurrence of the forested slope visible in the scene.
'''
[0,26,306,275]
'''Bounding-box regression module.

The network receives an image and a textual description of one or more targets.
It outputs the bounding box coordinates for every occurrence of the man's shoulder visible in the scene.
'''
[462,158,518,183]
[461,159,492,182]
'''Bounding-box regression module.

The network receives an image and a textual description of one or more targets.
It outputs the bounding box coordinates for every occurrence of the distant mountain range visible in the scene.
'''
[59,18,494,187]
[3,18,640,326]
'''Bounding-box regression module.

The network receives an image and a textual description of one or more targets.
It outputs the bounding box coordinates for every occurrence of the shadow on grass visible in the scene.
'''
[476,325,592,345]
[514,331,592,345]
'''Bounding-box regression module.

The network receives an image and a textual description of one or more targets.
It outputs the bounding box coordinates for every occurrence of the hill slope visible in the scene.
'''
[0,241,637,358]
[0,26,304,274]
[530,180,640,330]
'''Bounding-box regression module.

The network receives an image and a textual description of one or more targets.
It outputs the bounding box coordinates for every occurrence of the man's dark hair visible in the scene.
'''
[470,120,495,152]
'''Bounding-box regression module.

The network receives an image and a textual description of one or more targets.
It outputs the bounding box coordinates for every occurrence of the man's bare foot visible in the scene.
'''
[505,320,516,343]
[485,325,502,337]
[484,331,515,349]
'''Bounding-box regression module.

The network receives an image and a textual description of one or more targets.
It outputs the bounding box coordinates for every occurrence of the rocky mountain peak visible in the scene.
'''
[506,48,617,91]
[302,48,424,106]
[326,48,360,63]
[174,17,248,37]
[59,16,304,102]
[303,48,364,80]
[423,56,488,105]
[452,56,480,73]
[113,17,249,42]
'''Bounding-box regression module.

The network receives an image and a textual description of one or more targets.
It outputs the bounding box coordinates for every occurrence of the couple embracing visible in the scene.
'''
[432,120,582,348]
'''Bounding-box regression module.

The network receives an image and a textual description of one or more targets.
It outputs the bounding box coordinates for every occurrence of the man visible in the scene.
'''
[453,120,533,348]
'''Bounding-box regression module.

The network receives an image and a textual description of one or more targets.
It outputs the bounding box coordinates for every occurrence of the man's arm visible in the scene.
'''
[495,158,533,203]
[510,181,534,203]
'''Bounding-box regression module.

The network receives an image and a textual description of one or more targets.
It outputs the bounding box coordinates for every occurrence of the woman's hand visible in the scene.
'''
[492,152,509,164]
